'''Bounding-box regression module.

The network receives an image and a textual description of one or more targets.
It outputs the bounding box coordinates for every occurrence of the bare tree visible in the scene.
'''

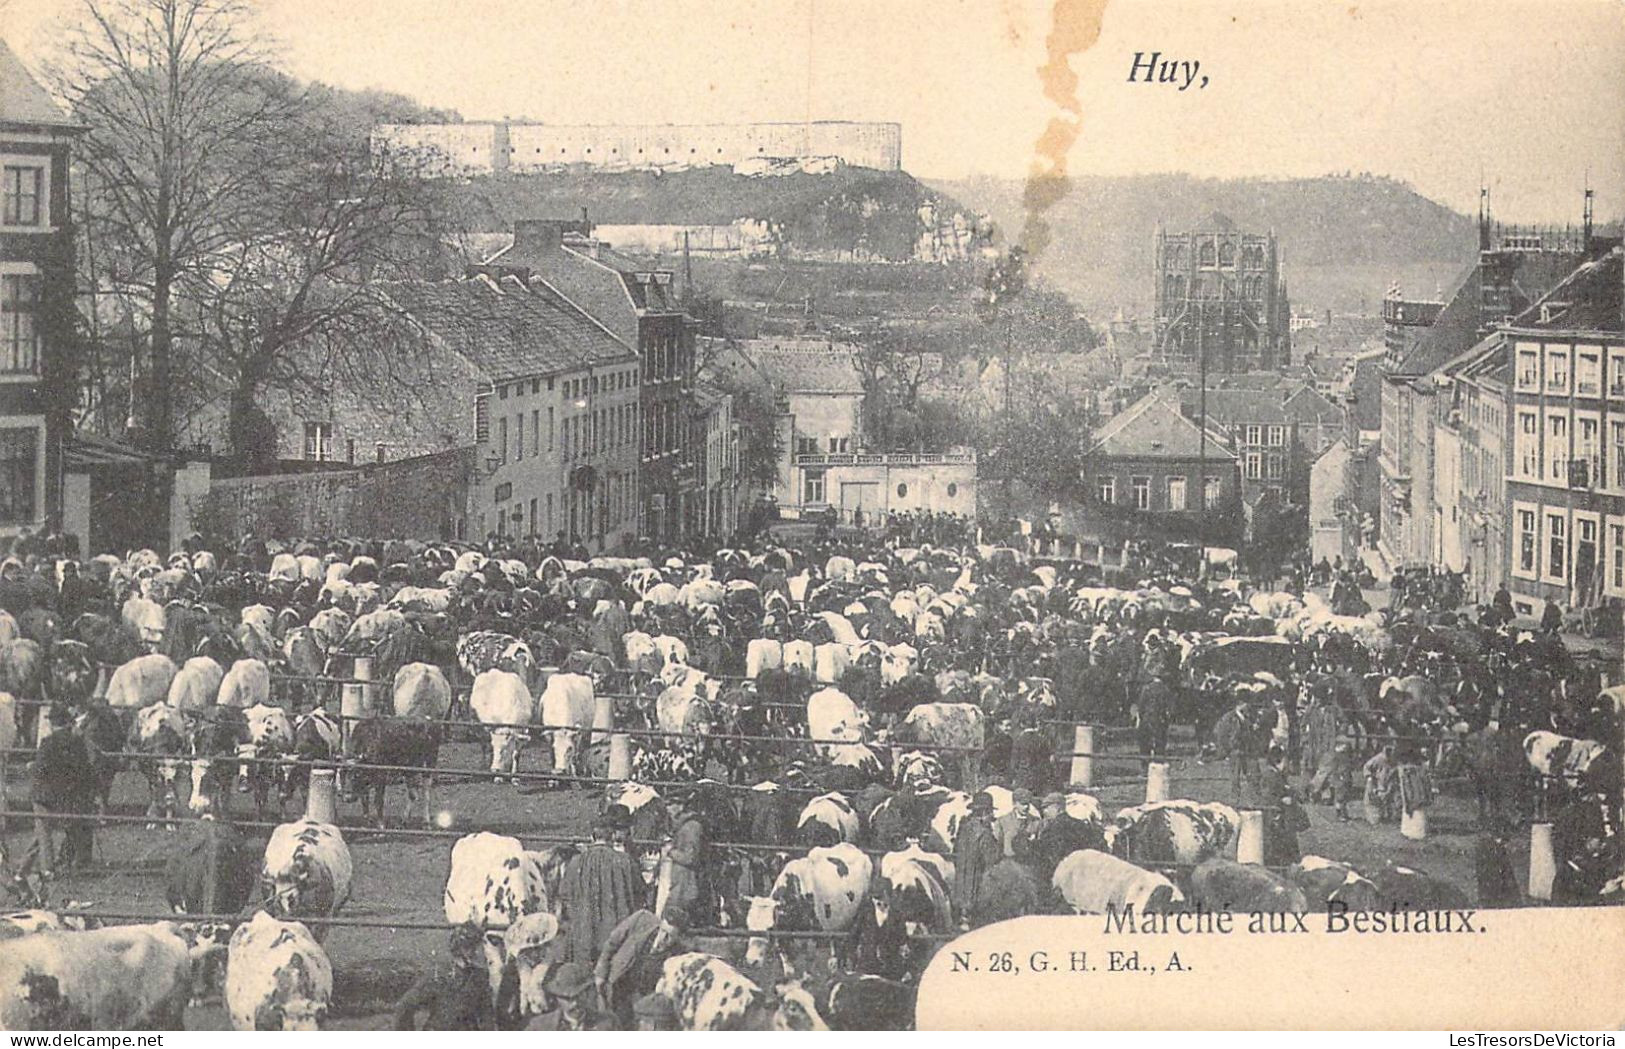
[55,0,295,461]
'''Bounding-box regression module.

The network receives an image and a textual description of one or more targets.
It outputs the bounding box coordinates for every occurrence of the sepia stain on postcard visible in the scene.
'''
[0,0,1620,1034]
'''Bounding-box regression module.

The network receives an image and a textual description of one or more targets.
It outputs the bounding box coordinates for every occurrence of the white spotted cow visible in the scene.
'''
[623,631,662,676]
[307,609,352,653]
[393,662,453,718]
[538,672,596,778]
[1523,730,1608,790]
[783,639,815,677]
[443,832,574,1004]
[218,659,271,710]
[873,841,955,939]
[656,952,827,1031]
[240,605,277,637]
[745,638,783,680]
[0,922,215,1030]
[893,751,946,792]
[880,644,917,686]
[261,820,352,941]
[121,595,167,649]
[1053,848,1184,915]
[224,911,332,1030]
[128,701,190,823]
[895,703,984,789]
[652,634,689,668]
[457,631,536,691]
[236,704,296,817]
[106,654,178,710]
[497,912,563,1021]
[814,642,852,684]
[744,843,874,974]
[797,792,861,847]
[807,687,868,760]
[1104,800,1241,866]
[167,656,224,713]
[470,670,535,781]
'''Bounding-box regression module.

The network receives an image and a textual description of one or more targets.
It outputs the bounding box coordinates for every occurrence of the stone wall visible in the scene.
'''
[191,448,475,542]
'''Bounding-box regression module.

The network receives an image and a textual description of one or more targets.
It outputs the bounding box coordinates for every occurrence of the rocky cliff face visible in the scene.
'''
[441,165,990,263]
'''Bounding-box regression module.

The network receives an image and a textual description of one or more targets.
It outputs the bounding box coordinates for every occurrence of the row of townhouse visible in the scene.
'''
[1421,244,1623,616]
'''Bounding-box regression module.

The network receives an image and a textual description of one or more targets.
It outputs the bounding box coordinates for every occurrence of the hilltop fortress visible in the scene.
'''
[371,120,903,177]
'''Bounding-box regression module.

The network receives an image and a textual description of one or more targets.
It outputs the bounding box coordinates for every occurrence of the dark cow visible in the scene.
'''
[47,640,96,707]
[164,815,261,914]
[817,972,915,1031]
[1190,858,1308,913]
[1289,855,1381,912]
[75,703,126,812]
[343,716,440,827]
[287,708,341,806]
[1372,863,1472,911]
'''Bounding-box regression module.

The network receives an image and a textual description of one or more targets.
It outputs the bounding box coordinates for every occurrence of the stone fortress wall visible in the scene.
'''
[371,120,902,176]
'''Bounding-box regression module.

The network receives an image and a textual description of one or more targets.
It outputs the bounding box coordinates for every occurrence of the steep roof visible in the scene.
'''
[1181,387,1290,426]
[1282,385,1344,427]
[1509,246,1623,334]
[1393,264,1485,375]
[374,275,635,384]
[1091,391,1235,460]
[744,341,865,395]
[0,39,77,129]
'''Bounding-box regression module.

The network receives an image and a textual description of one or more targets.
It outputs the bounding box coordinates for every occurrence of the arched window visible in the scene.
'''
[1199,240,1217,267]
[1218,241,1236,267]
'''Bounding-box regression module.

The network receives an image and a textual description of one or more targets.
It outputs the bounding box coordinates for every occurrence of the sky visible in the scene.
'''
[4,0,1622,222]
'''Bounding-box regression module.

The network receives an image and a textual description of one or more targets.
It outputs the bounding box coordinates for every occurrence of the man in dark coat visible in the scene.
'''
[593,904,689,1028]
[1136,673,1174,757]
[558,810,643,964]
[20,705,97,878]
[950,791,1003,929]
[1214,695,1266,806]
[393,924,497,1030]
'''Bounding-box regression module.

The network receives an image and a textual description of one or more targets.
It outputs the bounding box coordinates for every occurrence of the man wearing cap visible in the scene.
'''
[393,924,497,1030]
[557,808,642,965]
[632,992,678,1031]
[19,705,98,880]
[523,963,614,1031]
[593,903,689,1028]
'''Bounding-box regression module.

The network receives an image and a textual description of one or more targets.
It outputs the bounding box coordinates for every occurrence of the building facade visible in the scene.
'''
[0,41,82,542]
[1084,392,1242,542]
[483,220,701,541]
[1501,247,1624,616]
[1152,216,1291,373]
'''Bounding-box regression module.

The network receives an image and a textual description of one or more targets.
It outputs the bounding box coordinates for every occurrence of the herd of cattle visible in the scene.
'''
[0,536,1618,1030]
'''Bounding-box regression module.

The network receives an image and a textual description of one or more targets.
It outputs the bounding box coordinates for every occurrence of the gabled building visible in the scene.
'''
[1,40,84,542]
[1084,391,1241,542]
[482,219,701,541]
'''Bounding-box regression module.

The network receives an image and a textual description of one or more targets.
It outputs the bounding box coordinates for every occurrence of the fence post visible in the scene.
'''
[306,769,338,823]
[1069,724,1095,789]
[1145,761,1170,803]
[609,732,632,781]
[1400,805,1427,841]
[1236,809,1265,864]
[341,659,370,758]
[1527,821,1556,901]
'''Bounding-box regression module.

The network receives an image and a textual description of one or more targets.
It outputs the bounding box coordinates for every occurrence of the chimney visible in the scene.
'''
[511,219,569,258]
